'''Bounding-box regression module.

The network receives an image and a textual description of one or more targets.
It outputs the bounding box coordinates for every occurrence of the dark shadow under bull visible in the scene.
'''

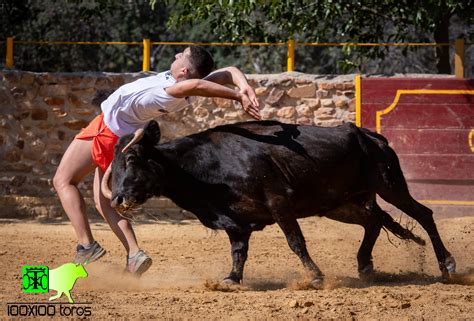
[102,120,456,287]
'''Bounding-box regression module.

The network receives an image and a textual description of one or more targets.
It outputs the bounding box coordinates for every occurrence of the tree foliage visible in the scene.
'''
[0,0,176,72]
[164,0,473,73]
[0,0,472,74]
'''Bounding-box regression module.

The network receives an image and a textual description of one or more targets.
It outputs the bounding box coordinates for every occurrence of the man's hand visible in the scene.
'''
[203,67,261,119]
[239,85,259,110]
[241,92,261,120]
[239,85,260,120]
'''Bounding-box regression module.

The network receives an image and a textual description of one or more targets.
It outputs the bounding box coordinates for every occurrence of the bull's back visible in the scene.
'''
[209,121,364,170]
[208,121,361,156]
[164,121,366,191]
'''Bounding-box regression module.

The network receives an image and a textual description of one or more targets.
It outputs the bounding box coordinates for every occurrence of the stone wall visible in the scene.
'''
[0,70,356,218]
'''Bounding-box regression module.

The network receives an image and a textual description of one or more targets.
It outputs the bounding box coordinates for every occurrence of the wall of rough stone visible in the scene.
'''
[0,70,356,218]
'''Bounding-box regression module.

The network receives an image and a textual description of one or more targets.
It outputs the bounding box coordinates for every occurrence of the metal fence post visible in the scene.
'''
[142,38,151,72]
[355,74,361,127]
[454,38,464,79]
[287,39,295,72]
[6,37,13,68]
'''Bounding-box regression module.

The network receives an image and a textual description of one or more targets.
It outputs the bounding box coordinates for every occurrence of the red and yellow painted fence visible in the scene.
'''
[2,38,468,77]
[355,76,474,215]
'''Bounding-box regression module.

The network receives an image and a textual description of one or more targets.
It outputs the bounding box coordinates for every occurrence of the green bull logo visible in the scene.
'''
[48,263,88,303]
[22,263,88,303]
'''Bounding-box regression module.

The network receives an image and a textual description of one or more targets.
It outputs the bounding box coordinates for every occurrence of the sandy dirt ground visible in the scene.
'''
[0,214,473,320]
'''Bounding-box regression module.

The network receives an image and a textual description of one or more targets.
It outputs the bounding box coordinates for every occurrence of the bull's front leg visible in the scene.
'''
[267,194,324,288]
[275,217,324,288]
[222,230,251,285]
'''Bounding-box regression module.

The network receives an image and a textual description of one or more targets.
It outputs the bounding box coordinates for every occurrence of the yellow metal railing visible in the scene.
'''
[2,37,467,78]
[142,38,151,72]
[454,39,464,78]
[6,37,13,69]
[287,39,295,72]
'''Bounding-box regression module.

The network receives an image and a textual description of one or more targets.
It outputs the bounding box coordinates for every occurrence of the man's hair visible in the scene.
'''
[187,46,214,79]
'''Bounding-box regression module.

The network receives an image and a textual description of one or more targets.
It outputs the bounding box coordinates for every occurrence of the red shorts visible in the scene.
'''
[75,113,119,173]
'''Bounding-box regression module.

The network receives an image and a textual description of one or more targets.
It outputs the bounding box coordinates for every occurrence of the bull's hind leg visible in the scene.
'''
[357,221,382,276]
[222,230,251,285]
[392,199,455,279]
[378,182,455,278]
[375,142,455,279]
[324,202,382,277]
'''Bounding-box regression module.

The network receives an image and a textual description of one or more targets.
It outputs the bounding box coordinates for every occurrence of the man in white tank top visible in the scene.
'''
[53,46,260,276]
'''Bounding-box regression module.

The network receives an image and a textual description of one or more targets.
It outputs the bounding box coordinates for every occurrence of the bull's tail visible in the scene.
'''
[356,126,429,217]
[377,205,426,246]
[358,127,388,144]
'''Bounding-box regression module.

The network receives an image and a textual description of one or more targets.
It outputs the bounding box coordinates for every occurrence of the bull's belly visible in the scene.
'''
[229,196,275,224]
[227,194,345,224]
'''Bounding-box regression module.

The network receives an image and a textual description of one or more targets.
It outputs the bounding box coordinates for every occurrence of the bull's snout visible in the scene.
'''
[110,195,139,216]
[110,195,123,208]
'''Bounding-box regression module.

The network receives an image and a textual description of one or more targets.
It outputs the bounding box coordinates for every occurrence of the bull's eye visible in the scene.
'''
[125,154,137,164]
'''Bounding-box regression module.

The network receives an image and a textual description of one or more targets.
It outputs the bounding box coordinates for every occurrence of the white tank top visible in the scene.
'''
[101,71,193,136]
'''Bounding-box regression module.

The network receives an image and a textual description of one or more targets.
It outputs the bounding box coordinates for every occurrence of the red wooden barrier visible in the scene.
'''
[357,77,474,216]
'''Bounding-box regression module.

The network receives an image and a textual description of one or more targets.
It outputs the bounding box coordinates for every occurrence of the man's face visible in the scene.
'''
[170,47,191,80]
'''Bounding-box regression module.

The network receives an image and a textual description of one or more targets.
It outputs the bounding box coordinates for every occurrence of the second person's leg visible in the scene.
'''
[93,168,140,256]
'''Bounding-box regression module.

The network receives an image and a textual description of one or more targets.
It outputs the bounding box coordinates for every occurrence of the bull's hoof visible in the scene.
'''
[358,262,374,282]
[221,277,240,286]
[359,262,374,276]
[445,255,456,273]
[440,255,456,282]
[310,276,324,289]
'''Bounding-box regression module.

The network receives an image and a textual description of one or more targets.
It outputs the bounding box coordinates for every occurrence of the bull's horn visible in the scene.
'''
[121,128,145,153]
[101,164,113,200]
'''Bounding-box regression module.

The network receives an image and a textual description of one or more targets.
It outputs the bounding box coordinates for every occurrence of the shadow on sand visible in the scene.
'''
[206,269,474,292]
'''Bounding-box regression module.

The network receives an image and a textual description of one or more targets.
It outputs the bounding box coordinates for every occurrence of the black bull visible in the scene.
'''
[102,120,455,286]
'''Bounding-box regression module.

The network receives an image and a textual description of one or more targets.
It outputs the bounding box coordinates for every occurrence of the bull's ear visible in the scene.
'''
[143,120,161,145]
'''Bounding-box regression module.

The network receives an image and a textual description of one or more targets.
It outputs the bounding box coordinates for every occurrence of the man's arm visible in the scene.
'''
[203,67,259,109]
[203,66,247,87]
[165,79,260,119]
